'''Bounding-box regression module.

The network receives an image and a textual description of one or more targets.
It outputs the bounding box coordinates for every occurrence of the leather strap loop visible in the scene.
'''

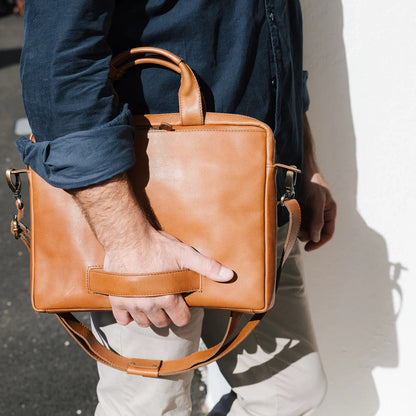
[109,47,204,126]
[88,268,201,297]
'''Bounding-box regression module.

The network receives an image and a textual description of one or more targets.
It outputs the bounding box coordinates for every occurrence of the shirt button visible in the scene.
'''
[269,12,275,22]
[271,78,276,88]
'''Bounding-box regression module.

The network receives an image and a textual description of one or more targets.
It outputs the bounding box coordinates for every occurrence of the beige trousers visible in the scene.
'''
[92,228,327,416]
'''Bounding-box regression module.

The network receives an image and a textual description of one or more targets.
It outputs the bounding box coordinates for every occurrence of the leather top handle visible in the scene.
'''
[109,47,204,126]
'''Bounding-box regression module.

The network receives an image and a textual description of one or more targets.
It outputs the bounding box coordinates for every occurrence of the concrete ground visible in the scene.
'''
[0,14,207,416]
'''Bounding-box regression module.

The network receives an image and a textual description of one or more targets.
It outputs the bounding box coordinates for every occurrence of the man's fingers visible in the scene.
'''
[300,210,324,245]
[129,310,152,328]
[162,295,191,327]
[304,232,330,251]
[308,199,325,243]
[142,309,171,328]
[304,202,337,251]
[324,200,337,238]
[181,246,234,282]
[111,306,133,326]
[110,295,191,328]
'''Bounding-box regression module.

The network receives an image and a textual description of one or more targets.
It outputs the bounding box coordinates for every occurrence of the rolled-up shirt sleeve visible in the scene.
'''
[17,0,135,189]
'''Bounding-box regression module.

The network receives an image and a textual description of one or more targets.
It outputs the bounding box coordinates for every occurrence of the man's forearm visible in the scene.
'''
[68,173,152,259]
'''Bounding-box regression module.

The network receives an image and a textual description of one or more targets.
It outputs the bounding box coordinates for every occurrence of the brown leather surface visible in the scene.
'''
[29,115,279,313]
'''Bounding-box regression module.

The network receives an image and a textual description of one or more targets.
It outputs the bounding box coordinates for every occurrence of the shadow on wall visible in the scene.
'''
[300,1,403,415]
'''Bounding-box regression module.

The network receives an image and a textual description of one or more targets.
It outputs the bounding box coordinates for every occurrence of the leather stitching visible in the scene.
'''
[87,266,202,297]
[89,267,198,278]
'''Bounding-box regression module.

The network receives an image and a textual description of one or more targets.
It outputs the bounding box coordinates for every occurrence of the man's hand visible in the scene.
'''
[298,172,336,251]
[69,173,233,329]
[299,115,337,251]
[105,229,233,328]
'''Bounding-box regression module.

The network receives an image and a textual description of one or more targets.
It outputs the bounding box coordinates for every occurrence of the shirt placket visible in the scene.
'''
[264,0,282,136]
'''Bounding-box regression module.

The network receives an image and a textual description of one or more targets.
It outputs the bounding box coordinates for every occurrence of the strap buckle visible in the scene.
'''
[5,168,30,243]
[280,167,298,206]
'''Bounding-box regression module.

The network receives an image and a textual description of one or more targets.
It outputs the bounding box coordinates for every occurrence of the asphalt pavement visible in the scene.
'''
[0,14,207,416]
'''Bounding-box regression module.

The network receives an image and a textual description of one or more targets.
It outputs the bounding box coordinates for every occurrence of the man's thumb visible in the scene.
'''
[182,247,234,282]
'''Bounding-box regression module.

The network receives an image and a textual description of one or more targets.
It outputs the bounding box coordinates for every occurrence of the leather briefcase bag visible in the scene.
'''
[6,47,301,377]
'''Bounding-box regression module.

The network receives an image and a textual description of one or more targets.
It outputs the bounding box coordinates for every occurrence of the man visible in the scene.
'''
[18,1,336,415]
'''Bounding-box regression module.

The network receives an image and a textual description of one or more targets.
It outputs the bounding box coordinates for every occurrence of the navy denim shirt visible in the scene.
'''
[17,0,309,196]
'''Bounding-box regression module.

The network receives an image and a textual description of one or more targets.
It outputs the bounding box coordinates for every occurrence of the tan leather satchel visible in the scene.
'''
[6,47,301,377]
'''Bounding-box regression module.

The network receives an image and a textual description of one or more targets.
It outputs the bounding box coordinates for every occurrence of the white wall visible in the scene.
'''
[300,1,416,414]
